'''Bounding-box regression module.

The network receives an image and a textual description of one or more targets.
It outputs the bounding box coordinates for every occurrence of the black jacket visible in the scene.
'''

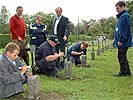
[52,16,70,46]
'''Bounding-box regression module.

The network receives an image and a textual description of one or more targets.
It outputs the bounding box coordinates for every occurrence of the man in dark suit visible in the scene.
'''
[52,7,70,69]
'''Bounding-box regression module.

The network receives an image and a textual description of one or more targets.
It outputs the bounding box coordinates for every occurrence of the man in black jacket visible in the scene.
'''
[35,35,64,77]
[52,7,70,70]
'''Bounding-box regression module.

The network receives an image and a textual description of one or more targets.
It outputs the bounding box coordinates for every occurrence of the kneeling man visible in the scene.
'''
[67,42,89,65]
[35,35,64,77]
[0,42,32,98]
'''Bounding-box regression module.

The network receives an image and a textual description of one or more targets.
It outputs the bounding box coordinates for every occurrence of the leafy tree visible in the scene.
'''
[78,19,87,34]
[69,21,75,34]
[126,0,133,31]
[73,19,92,35]
[23,12,55,35]
[0,5,10,34]
[99,17,116,39]
[87,22,102,36]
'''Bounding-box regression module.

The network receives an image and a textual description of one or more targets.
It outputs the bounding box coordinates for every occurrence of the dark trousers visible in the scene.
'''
[69,55,81,65]
[118,48,130,74]
[12,40,29,66]
[55,44,65,69]
[35,58,57,76]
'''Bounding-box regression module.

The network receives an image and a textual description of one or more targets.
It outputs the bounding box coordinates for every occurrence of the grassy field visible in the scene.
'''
[0,47,133,100]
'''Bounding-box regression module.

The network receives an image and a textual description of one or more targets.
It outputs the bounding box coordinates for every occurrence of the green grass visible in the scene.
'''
[0,47,133,100]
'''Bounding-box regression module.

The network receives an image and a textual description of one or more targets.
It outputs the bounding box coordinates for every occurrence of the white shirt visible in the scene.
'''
[54,16,62,35]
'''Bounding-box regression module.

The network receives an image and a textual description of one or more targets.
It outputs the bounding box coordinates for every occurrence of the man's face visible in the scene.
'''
[36,17,42,25]
[49,40,56,47]
[7,50,19,61]
[55,8,62,17]
[115,5,125,14]
[16,8,23,17]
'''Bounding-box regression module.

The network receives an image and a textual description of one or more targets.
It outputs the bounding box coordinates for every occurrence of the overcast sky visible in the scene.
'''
[0,0,117,24]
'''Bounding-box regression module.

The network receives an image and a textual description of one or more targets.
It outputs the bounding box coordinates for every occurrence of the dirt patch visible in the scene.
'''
[40,91,66,100]
[5,91,66,100]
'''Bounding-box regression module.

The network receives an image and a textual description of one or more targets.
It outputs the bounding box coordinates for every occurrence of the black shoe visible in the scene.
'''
[127,72,131,76]
[47,74,58,78]
[46,71,58,78]
[114,72,127,77]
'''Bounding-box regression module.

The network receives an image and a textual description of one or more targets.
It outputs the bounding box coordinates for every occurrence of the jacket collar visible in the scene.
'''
[1,52,18,67]
[1,53,12,66]
[116,10,127,18]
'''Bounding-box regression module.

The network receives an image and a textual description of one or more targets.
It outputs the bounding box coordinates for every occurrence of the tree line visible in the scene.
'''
[0,0,132,39]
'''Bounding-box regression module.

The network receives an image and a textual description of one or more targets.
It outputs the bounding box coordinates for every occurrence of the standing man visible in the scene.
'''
[9,6,29,66]
[52,7,70,69]
[114,1,132,76]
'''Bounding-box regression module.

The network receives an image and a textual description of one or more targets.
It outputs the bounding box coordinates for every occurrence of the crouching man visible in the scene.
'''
[67,42,89,65]
[0,42,32,99]
[35,35,64,77]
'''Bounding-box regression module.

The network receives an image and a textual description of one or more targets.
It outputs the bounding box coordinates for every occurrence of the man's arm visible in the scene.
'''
[63,18,70,41]
[45,52,64,61]
[118,16,130,44]
[9,17,19,39]
[17,58,32,77]
[0,64,26,85]
[71,51,82,55]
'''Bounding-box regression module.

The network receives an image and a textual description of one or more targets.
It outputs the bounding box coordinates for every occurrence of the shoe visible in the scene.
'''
[76,64,82,67]
[114,72,128,77]
[46,73,58,78]
[127,71,131,76]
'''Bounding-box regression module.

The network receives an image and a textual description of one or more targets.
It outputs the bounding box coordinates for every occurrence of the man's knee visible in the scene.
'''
[45,67,58,77]
[35,59,46,74]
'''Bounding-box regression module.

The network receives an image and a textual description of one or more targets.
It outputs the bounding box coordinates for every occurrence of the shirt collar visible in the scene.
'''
[116,9,127,18]
[57,15,62,20]
[4,54,16,65]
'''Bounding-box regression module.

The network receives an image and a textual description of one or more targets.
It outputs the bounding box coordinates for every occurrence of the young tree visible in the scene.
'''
[0,5,10,34]
[126,0,133,32]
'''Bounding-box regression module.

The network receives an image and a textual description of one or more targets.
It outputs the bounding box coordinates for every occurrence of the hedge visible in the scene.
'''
[0,34,95,48]
[0,34,30,48]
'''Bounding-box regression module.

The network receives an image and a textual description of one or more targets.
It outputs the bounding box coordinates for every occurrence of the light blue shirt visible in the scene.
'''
[4,54,16,66]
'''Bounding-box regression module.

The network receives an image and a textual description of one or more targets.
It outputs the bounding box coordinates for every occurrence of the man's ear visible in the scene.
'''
[6,51,10,56]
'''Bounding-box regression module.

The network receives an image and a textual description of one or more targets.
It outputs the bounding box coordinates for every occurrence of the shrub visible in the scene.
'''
[0,34,30,48]
[0,34,95,48]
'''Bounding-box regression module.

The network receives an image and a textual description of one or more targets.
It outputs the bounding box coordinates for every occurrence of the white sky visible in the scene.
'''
[0,0,117,24]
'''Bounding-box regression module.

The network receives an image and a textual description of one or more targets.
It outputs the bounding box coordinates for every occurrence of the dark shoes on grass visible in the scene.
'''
[114,72,131,77]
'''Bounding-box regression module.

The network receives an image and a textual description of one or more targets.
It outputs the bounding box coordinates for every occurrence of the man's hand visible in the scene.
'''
[80,51,84,55]
[63,36,67,41]
[59,52,64,57]
[118,42,122,46]
[21,65,27,75]
[18,36,23,41]
[27,72,32,77]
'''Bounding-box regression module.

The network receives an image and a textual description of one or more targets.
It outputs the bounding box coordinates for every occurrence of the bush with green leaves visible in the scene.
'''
[0,34,30,48]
